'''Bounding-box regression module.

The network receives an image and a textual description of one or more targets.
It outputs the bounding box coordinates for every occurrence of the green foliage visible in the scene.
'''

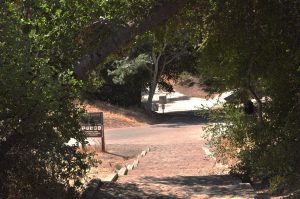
[83,24,199,107]
[115,163,122,171]
[82,58,146,107]
[0,1,100,198]
[198,0,300,187]
[269,175,286,193]
[108,54,151,85]
[135,27,199,89]
[2,0,299,195]
[100,0,156,23]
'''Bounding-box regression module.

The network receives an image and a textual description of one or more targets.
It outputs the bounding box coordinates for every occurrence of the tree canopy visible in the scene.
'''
[197,0,300,189]
[1,0,299,197]
[74,0,189,79]
[0,1,100,197]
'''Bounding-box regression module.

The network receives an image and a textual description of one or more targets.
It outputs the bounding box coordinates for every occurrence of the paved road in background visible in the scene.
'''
[106,123,205,145]
[142,90,232,113]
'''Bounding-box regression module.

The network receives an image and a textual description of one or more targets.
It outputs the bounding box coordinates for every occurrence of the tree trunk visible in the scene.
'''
[247,61,264,126]
[146,82,156,112]
[146,52,161,112]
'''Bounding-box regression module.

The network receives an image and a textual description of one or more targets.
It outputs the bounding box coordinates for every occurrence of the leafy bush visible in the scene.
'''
[199,0,300,188]
[203,92,300,186]
[0,1,100,198]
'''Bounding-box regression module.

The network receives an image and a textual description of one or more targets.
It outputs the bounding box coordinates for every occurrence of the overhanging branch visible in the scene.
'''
[74,0,189,79]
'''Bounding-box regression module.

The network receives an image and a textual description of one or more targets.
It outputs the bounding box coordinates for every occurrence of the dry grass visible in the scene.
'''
[80,76,213,130]
[172,77,208,98]
[77,101,153,181]
[82,100,154,129]
[86,152,135,180]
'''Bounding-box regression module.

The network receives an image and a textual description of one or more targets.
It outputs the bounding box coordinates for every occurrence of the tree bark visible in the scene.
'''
[146,51,161,112]
[74,0,188,79]
[247,61,264,126]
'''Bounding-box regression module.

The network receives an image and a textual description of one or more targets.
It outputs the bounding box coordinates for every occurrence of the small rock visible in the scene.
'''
[127,164,134,170]
[102,172,118,182]
[133,159,139,167]
[118,167,128,176]
[141,151,146,156]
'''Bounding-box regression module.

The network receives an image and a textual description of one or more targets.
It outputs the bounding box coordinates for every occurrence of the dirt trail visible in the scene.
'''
[92,123,255,198]
[84,79,256,198]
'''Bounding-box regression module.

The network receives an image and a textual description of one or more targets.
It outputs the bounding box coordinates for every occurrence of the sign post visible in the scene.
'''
[159,96,167,113]
[80,112,105,151]
[101,124,105,152]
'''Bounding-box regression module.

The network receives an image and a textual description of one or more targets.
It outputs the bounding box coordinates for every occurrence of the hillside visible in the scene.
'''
[83,76,210,129]
[83,100,154,129]
[172,76,213,98]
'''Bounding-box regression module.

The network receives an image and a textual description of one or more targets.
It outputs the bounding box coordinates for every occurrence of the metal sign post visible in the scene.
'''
[159,96,167,114]
[101,124,105,152]
[161,104,165,113]
[80,112,105,151]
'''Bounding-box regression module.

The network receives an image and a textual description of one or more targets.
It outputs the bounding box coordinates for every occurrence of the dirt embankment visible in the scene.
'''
[80,101,153,182]
[82,76,212,129]
[80,75,215,130]
[83,100,154,129]
[172,76,214,98]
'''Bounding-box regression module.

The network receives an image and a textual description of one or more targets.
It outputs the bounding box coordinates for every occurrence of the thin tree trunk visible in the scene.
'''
[146,52,161,112]
[146,83,156,111]
[247,61,263,126]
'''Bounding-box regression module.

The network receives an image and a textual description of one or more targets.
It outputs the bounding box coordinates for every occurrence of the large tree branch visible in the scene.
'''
[76,18,129,47]
[144,63,154,73]
[74,0,189,79]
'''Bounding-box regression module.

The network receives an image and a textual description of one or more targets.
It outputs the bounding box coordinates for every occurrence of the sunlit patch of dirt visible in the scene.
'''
[86,152,136,181]
[81,100,155,129]
[171,77,213,98]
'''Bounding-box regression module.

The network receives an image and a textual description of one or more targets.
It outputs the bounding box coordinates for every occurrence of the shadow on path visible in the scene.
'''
[152,95,191,104]
[154,110,208,127]
[141,175,253,197]
[103,151,132,160]
[142,175,239,186]
[104,144,148,158]
[93,175,255,198]
[94,182,181,199]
